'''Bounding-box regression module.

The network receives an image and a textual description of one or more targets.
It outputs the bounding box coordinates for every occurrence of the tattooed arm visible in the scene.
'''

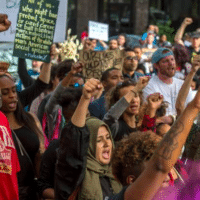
[124,86,200,200]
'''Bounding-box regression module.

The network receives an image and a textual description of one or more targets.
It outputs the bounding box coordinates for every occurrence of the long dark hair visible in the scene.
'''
[105,80,143,126]
[106,80,143,110]
[0,74,45,152]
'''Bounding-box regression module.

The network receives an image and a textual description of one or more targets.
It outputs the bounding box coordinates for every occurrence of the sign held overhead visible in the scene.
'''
[88,21,109,42]
[13,0,60,62]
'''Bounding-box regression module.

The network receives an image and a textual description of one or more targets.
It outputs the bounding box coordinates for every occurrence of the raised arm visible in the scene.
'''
[103,77,150,138]
[55,79,103,200]
[72,78,103,127]
[38,62,51,84]
[103,92,133,133]
[99,40,108,50]
[45,62,83,116]
[176,55,200,117]
[174,17,193,44]
[18,47,55,107]
[37,45,57,84]
[124,87,200,200]
[140,93,163,132]
[18,58,35,88]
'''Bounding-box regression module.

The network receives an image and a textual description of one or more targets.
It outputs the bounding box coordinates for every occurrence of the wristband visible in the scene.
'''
[170,115,176,125]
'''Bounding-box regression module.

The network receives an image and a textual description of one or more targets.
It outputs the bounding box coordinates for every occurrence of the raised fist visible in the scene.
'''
[82,78,103,99]
[191,55,200,73]
[71,62,83,75]
[0,14,11,32]
[183,18,193,26]
[136,76,150,91]
[147,93,163,110]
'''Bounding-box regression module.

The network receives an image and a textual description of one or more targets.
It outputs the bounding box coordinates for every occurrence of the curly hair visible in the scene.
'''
[57,87,82,110]
[56,59,75,81]
[112,131,161,185]
[57,88,82,122]
[105,81,144,126]
[173,44,190,70]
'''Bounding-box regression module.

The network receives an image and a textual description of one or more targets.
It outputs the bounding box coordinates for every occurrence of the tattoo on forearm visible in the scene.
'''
[156,121,184,160]
[194,145,200,160]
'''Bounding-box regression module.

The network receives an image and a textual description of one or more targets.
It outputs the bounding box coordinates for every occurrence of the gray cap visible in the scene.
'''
[191,31,200,38]
[151,48,174,64]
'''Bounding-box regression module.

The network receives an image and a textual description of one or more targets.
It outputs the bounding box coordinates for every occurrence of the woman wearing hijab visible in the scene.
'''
[55,78,122,200]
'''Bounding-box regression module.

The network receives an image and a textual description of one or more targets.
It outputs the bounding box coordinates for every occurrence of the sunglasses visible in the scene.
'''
[69,83,84,88]
[125,56,138,60]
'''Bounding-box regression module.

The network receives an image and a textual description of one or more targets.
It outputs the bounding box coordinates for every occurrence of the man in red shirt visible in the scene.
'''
[0,13,20,200]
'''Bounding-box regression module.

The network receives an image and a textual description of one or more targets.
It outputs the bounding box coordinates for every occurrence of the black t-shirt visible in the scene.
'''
[38,139,59,196]
[115,119,137,142]
[109,187,128,200]
[12,126,39,187]
[100,176,114,200]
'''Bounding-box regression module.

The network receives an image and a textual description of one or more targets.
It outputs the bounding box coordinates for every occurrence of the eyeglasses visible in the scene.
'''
[125,56,138,60]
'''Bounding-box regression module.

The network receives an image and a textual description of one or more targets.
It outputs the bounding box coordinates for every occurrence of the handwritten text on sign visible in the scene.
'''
[13,0,59,62]
[79,50,124,80]
[88,21,109,42]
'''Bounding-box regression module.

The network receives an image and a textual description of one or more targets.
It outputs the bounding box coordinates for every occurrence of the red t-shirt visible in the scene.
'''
[81,31,88,40]
[0,112,20,200]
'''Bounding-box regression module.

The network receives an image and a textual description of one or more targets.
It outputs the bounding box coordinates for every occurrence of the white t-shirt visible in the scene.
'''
[139,54,152,74]
[143,75,194,116]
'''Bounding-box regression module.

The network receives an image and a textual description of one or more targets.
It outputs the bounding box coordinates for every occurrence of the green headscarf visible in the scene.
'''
[78,117,122,200]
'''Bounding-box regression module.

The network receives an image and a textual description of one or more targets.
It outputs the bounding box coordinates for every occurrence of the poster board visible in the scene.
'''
[0,0,67,43]
[88,21,109,42]
[79,49,124,80]
[13,0,60,62]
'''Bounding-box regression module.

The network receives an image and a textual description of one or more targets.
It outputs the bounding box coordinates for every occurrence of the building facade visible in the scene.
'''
[67,0,200,39]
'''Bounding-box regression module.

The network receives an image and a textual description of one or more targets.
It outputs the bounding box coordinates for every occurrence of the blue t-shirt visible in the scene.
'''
[141,32,157,45]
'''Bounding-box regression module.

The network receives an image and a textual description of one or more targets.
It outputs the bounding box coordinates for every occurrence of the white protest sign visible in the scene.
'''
[88,21,109,42]
[0,0,67,43]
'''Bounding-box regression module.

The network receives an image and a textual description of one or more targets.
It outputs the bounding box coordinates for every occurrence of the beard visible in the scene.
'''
[124,63,137,72]
[160,68,175,78]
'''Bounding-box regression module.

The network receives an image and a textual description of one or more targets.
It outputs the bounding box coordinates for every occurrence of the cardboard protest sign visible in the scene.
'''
[88,21,109,42]
[13,0,59,62]
[79,49,124,80]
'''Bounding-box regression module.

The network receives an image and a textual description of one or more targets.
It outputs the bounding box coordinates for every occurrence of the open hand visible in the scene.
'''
[0,14,11,32]
[82,78,103,99]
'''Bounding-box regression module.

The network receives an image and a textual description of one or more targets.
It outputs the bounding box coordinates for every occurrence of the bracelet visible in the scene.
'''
[170,115,176,125]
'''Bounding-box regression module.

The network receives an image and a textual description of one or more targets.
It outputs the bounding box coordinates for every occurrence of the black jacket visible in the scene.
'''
[55,121,89,200]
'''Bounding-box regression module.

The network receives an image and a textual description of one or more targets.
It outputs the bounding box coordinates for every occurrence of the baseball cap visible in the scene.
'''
[191,31,200,38]
[151,48,174,64]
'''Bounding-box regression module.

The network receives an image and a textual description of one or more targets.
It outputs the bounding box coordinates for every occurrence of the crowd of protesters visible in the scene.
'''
[1,12,200,200]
